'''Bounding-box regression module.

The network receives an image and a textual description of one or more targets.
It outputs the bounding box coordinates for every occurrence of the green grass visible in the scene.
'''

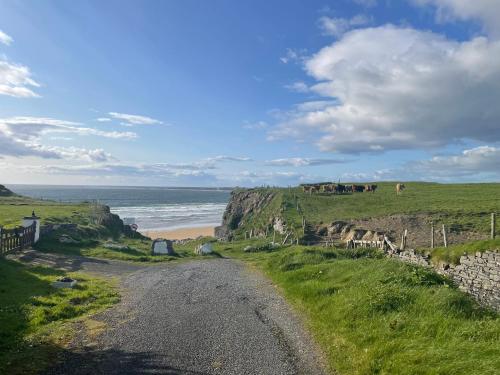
[220,241,500,375]
[234,182,500,239]
[0,196,93,228]
[35,231,221,263]
[0,258,119,374]
[421,238,500,265]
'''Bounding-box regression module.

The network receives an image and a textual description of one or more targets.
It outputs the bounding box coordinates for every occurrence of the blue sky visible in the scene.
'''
[0,0,499,186]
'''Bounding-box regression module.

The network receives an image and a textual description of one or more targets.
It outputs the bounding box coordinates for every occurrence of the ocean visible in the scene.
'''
[7,185,231,231]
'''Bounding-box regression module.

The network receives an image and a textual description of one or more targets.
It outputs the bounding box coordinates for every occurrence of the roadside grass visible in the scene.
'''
[0,258,119,374]
[219,241,500,375]
[35,232,222,263]
[420,238,500,265]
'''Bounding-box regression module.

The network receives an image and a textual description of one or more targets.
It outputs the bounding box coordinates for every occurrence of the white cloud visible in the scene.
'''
[1,116,137,140]
[108,112,163,126]
[0,30,13,45]
[412,0,500,37]
[269,25,500,153]
[0,116,135,161]
[0,60,40,98]
[280,48,308,64]
[96,117,111,122]
[319,14,371,37]
[406,145,500,178]
[284,81,309,93]
[265,157,350,167]
[206,155,252,163]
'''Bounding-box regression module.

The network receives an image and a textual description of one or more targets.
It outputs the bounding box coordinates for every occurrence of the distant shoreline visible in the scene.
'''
[142,226,215,240]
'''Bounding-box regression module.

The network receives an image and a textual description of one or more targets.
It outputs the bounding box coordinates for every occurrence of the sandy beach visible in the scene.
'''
[142,226,215,240]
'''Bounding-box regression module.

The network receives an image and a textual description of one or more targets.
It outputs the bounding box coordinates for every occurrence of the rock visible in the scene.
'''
[243,245,256,252]
[52,277,77,288]
[216,189,275,240]
[103,242,129,251]
[273,217,286,234]
[151,238,174,255]
[195,243,214,255]
[0,184,14,197]
[59,234,78,244]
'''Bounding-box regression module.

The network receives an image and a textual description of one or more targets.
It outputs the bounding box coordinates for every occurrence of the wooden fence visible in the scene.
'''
[0,222,36,255]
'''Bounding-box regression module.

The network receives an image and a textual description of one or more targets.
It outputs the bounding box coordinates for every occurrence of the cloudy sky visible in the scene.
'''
[1,0,499,186]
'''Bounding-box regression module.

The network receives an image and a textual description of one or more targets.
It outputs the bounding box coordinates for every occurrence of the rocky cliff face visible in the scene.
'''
[0,184,14,197]
[215,189,275,240]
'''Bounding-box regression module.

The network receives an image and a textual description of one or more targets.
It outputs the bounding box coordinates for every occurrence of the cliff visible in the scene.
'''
[0,185,14,197]
[215,189,276,240]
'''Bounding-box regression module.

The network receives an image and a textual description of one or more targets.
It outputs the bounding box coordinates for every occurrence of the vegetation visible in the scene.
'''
[219,241,500,375]
[0,258,119,374]
[233,182,500,239]
[422,238,500,265]
[0,195,93,228]
[35,233,220,263]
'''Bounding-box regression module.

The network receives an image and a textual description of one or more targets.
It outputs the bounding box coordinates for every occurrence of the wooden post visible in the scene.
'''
[431,221,434,249]
[442,224,447,248]
[492,213,496,239]
[273,230,276,244]
[400,232,405,250]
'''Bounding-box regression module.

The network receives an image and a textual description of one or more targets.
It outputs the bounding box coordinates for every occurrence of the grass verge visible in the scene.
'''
[220,241,500,375]
[0,258,119,374]
[420,238,500,265]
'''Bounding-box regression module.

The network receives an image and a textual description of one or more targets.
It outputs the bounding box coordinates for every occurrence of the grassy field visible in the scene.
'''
[0,258,119,374]
[0,195,93,228]
[235,182,500,239]
[219,240,500,375]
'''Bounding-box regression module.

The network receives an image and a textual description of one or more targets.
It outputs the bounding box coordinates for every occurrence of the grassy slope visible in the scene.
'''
[237,183,500,238]
[0,258,119,374]
[0,195,92,228]
[220,241,500,375]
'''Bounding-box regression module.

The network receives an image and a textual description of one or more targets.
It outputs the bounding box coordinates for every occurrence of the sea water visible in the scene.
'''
[7,185,231,231]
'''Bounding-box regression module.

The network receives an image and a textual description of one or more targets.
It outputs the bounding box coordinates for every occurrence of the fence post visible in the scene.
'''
[442,224,448,248]
[431,221,434,249]
[492,213,496,239]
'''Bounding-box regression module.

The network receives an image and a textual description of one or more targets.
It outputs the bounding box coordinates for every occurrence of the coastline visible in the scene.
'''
[142,226,215,240]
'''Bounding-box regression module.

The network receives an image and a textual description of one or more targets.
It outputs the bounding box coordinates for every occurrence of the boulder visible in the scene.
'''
[195,243,214,255]
[151,238,174,255]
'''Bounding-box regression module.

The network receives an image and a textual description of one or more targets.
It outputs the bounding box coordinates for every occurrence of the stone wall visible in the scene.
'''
[387,248,500,311]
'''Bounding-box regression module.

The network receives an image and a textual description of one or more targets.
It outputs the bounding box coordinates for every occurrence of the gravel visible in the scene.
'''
[46,258,328,375]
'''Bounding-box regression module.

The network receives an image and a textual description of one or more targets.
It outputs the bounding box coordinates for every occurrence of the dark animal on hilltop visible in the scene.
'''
[336,184,346,194]
[344,185,353,193]
[396,183,406,195]
[352,185,364,193]
[364,184,378,193]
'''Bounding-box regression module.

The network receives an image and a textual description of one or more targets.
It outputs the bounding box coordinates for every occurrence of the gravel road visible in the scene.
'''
[44,257,327,375]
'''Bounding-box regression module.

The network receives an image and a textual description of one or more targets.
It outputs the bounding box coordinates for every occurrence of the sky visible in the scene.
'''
[0,0,499,187]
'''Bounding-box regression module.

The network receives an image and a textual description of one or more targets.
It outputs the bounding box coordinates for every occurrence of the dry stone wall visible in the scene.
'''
[387,248,500,311]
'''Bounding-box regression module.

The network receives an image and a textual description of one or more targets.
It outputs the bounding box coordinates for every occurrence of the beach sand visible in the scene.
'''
[142,226,215,240]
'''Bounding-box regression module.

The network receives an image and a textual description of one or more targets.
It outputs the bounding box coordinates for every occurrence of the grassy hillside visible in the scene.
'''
[0,195,93,228]
[219,241,500,375]
[233,182,499,239]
